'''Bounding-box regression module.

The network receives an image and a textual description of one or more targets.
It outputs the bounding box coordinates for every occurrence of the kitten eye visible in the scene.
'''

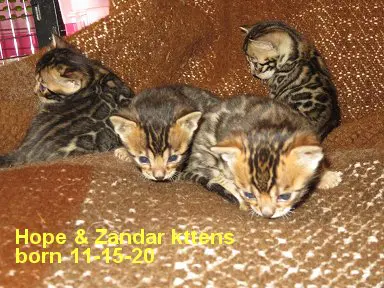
[243,192,256,199]
[278,193,291,201]
[168,155,178,162]
[138,156,150,164]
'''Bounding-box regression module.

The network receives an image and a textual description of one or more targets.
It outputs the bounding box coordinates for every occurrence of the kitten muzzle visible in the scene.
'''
[153,168,166,181]
[39,83,65,102]
[261,206,275,218]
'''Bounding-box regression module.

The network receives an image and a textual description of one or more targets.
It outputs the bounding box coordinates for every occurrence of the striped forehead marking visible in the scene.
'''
[144,124,169,155]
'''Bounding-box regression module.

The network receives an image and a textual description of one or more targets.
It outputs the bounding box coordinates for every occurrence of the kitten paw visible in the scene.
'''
[114,148,130,162]
[318,170,343,190]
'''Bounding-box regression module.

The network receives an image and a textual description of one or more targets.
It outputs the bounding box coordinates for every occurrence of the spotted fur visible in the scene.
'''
[0,35,134,168]
[110,85,220,181]
[184,95,336,218]
[241,21,340,139]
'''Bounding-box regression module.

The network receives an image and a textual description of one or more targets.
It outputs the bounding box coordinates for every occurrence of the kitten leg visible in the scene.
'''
[114,147,131,162]
[208,175,249,211]
[317,170,343,189]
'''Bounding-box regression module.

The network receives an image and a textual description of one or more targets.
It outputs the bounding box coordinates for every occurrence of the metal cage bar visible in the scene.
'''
[22,0,35,55]
[5,0,19,57]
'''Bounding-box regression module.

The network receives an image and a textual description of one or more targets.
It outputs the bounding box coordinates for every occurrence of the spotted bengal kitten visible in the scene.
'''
[110,85,220,181]
[241,21,340,139]
[184,95,342,218]
[0,35,134,168]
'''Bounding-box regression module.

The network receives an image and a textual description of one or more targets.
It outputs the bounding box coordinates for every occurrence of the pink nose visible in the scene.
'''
[153,169,165,180]
[261,207,275,218]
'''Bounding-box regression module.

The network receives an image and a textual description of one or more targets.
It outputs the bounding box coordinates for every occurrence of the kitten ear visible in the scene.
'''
[61,67,77,78]
[211,136,244,166]
[59,66,87,92]
[176,111,202,133]
[211,146,241,165]
[50,33,73,49]
[248,39,275,51]
[240,24,253,34]
[289,145,324,173]
[60,67,84,80]
[109,116,138,138]
[169,111,202,152]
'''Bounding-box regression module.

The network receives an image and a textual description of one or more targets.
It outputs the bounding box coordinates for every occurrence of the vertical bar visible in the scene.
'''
[22,0,35,54]
[0,41,4,61]
[52,0,61,35]
[5,0,19,57]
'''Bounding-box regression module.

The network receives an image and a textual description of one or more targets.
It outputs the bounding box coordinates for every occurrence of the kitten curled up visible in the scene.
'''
[184,95,342,219]
[110,85,220,181]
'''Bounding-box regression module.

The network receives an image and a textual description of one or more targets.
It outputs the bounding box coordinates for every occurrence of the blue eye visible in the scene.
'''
[278,193,291,201]
[168,155,178,162]
[138,156,150,164]
[243,192,255,199]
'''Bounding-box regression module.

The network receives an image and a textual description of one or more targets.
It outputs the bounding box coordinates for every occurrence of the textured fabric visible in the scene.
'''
[0,0,383,287]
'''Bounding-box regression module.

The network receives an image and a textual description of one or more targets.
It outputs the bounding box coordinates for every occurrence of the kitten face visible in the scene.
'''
[212,133,323,218]
[110,111,202,181]
[241,24,295,80]
[244,40,279,80]
[34,34,90,103]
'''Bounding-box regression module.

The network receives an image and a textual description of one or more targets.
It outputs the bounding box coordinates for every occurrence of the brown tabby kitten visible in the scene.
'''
[110,85,220,181]
[0,35,133,168]
[241,21,340,139]
[184,95,341,218]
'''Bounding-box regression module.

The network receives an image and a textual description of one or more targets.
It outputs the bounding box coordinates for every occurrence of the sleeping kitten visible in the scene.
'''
[184,95,341,218]
[241,21,340,139]
[0,35,134,168]
[110,85,220,181]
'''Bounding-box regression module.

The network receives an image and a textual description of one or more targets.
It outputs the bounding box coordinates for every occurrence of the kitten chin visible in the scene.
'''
[110,85,220,181]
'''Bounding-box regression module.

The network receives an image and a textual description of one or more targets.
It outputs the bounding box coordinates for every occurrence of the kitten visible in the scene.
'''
[184,95,341,218]
[109,85,220,181]
[0,35,134,168]
[241,21,340,139]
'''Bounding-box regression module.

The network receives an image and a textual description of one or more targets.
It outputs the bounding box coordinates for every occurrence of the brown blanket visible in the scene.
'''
[0,0,383,287]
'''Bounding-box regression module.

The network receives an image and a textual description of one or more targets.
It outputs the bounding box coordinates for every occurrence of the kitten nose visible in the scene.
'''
[153,169,165,180]
[261,207,275,218]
